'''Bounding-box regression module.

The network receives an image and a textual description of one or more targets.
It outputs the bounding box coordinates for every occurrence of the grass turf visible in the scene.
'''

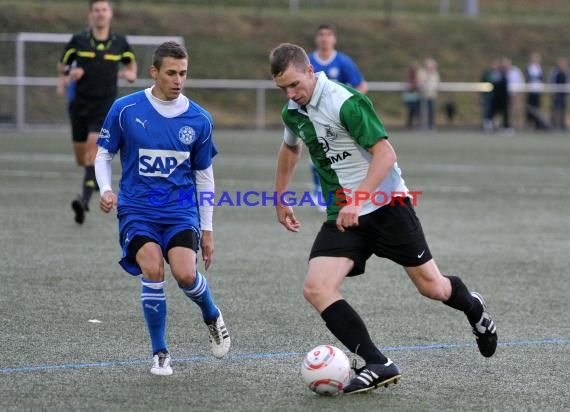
[0,129,569,411]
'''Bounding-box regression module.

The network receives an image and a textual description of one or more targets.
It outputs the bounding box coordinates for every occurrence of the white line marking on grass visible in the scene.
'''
[1,338,568,374]
[1,152,569,177]
[0,169,62,178]
[415,163,570,176]
[0,153,75,163]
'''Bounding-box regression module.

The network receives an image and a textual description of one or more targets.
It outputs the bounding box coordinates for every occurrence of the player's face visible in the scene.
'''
[89,1,113,30]
[274,64,316,106]
[315,29,336,52]
[150,57,188,101]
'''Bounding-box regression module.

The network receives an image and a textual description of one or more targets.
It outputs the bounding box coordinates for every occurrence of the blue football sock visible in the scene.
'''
[141,278,167,354]
[180,271,220,322]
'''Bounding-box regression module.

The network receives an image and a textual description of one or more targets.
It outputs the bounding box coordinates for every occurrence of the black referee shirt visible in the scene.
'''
[60,30,136,101]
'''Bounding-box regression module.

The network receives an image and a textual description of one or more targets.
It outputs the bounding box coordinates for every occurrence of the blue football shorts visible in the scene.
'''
[118,219,200,276]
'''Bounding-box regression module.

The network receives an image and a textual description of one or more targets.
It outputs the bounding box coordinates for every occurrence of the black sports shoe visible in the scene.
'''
[471,292,498,358]
[71,196,86,224]
[343,359,401,394]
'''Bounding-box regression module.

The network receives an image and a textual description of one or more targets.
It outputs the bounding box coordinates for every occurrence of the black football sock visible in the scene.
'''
[82,165,96,206]
[321,299,388,365]
[443,275,483,325]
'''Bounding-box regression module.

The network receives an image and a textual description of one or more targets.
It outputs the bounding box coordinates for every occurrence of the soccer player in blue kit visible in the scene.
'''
[95,41,230,376]
[309,24,368,210]
[309,24,368,94]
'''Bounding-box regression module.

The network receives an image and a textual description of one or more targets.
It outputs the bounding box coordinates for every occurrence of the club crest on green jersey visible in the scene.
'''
[324,125,337,139]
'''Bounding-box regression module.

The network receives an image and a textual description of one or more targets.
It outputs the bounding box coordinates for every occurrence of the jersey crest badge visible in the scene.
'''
[99,128,111,140]
[179,126,196,145]
[328,67,340,79]
[324,125,337,139]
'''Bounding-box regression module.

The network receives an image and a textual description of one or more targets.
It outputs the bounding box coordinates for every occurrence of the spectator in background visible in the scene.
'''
[502,57,525,131]
[525,52,544,129]
[490,59,510,131]
[549,58,568,130]
[418,58,440,130]
[403,62,421,129]
[443,100,457,125]
[480,59,499,131]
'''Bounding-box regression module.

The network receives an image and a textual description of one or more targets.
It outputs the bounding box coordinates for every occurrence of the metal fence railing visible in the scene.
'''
[2,74,570,130]
[2,32,570,130]
[1,32,184,130]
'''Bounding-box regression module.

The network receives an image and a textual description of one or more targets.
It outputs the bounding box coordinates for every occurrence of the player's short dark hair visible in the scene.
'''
[317,24,335,33]
[152,41,188,70]
[89,0,112,9]
[269,43,309,77]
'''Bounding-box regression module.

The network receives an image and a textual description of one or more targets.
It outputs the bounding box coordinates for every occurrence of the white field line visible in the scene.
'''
[1,152,569,176]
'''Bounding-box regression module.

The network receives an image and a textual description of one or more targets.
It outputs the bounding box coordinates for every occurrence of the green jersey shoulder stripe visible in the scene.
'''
[338,84,388,150]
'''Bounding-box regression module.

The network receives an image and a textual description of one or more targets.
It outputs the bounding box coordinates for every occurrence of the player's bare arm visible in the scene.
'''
[68,67,85,81]
[55,62,70,96]
[336,139,396,232]
[55,61,82,94]
[118,61,138,83]
[356,81,369,94]
[99,190,117,213]
[275,141,302,233]
[201,230,214,271]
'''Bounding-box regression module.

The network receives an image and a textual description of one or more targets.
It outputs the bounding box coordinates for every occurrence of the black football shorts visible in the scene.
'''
[69,96,115,143]
[309,196,432,276]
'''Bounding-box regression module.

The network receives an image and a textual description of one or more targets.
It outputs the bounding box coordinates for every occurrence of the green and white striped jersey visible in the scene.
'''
[282,72,408,220]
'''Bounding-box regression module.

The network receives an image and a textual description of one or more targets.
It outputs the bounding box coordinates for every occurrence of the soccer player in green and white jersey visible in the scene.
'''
[270,43,497,394]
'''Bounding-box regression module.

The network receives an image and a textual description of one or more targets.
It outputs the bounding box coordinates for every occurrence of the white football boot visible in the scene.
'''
[206,312,231,358]
[150,351,173,376]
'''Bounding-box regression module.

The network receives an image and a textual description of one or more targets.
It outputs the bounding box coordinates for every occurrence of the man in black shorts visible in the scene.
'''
[270,43,497,394]
[57,0,136,224]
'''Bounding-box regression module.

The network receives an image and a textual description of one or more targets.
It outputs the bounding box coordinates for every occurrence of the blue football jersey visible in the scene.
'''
[97,90,217,227]
[309,51,365,88]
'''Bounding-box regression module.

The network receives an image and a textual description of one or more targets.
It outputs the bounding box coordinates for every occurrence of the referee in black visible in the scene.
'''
[57,0,136,224]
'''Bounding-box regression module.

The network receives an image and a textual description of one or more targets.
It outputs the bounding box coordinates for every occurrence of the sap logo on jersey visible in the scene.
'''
[139,149,189,177]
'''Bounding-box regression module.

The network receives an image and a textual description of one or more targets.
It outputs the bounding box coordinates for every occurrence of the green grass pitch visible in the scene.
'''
[1,129,569,411]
